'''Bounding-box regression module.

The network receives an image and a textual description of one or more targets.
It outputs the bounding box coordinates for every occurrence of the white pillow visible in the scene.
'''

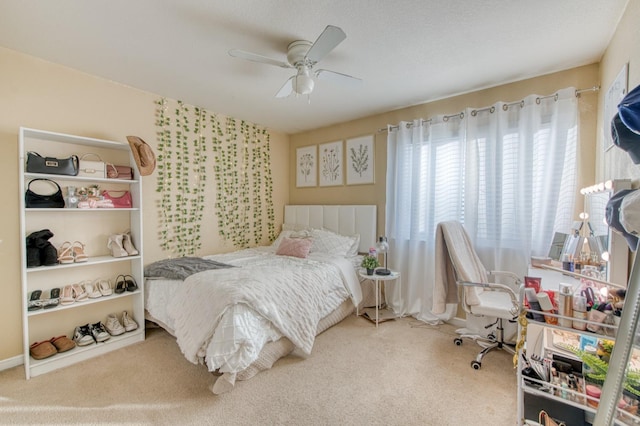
[310,228,359,257]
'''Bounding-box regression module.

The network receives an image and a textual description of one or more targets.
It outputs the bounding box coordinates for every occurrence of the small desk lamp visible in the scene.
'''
[375,236,391,275]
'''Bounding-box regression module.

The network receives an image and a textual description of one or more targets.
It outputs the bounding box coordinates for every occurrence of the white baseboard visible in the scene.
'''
[0,355,24,372]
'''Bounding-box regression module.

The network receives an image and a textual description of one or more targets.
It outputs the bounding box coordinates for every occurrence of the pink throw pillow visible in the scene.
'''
[276,237,312,258]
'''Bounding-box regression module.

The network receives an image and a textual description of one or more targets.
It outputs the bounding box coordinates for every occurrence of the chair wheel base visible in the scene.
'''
[471,361,481,370]
[454,338,463,346]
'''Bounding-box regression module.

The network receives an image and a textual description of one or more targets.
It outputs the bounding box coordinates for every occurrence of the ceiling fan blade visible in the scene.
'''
[275,76,294,98]
[228,49,292,69]
[305,25,346,64]
[315,69,363,87]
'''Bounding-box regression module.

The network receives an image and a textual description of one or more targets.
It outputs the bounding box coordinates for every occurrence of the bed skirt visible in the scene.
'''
[145,298,355,394]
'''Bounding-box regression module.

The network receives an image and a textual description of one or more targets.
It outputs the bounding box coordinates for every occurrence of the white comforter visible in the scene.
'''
[165,247,360,376]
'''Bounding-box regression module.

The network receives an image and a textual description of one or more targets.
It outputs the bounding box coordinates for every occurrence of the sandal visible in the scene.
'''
[72,241,88,262]
[57,241,74,264]
[114,275,127,294]
[42,287,60,309]
[107,235,128,258]
[83,280,102,299]
[124,275,138,292]
[27,290,43,311]
[97,278,113,296]
[60,285,75,305]
[71,283,88,302]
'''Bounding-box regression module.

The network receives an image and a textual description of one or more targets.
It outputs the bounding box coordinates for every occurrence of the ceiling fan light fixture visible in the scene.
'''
[293,73,314,95]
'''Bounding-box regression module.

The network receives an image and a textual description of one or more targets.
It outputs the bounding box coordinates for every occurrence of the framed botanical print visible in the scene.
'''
[346,135,374,185]
[604,63,628,152]
[296,145,317,187]
[319,141,343,186]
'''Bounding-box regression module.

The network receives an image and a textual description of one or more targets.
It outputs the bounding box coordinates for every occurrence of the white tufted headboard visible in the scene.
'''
[284,205,377,254]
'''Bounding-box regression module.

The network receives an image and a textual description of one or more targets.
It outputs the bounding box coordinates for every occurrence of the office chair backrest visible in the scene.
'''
[439,221,490,306]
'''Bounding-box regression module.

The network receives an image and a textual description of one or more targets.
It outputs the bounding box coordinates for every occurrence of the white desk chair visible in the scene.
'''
[437,221,523,369]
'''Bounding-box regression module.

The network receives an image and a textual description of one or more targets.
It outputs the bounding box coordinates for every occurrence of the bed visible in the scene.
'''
[144,205,377,394]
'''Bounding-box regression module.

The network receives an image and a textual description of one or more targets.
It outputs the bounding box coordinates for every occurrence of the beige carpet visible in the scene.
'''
[0,315,517,425]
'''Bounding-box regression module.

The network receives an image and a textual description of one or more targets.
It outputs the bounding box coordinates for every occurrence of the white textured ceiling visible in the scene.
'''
[0,0,629,134]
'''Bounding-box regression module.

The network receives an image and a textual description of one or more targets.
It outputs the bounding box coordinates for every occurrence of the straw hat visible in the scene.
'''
[126,136,156,176]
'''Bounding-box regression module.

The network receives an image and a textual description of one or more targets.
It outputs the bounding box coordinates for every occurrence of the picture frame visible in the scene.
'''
[346,135,375,185]
[296,145,317,187]
[318,141,343,187]
[604,63,628,152]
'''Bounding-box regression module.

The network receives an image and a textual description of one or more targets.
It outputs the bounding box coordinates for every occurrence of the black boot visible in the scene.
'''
[27,229,54,248]
[40,242,59,266]
[26,245,41,267]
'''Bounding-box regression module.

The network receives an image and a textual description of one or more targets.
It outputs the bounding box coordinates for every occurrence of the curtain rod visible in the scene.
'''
[376,85,600,133]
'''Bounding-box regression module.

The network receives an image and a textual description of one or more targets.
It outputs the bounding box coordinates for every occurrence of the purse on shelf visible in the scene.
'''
[106,163,133,180]
[25,179,65,208]
[101,190,132,208]
[78,153,106,178]
[26,152,79,176]
[538,410,566,426]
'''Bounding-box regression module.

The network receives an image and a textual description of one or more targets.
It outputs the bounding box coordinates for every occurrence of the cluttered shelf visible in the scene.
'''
[518,261,637,425]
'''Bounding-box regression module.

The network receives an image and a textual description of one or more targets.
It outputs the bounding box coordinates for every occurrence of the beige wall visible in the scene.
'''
[290,65,601,236]
[0,47,289,361]
[598,0,640,184]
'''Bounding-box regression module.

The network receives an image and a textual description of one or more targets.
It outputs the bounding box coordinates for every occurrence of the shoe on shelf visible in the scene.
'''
[89,322,110,343]
[71,241,88,262]
[57,241,75,264]
[71,283,89,302]
[104,313,126,336]
[122,231,139,256]
[60,285,75,305]
[97,279,113,296]
[49,335,75,353]
[73,324,95,346]
[26,246,41,268]
[29,340,57,360]
[122,311,138,332]
[41,242,59,266]
[124,275,138,292]
[114,275,127,294]
[107,234,128,258]
[41,287,60,309]
[27,289,43,311]
[83,280,102,299]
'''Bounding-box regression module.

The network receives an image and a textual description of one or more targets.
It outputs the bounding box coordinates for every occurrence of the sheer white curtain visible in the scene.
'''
[385,88,578,322]
[385,116,466,323]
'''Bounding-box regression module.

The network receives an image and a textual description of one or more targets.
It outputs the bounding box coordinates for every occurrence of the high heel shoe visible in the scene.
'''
[107,235,128,258]
[123,275,138,292]
[114,275,127,294]
[57,241,74,264]
[60,285,75,305]
[72,241,88,262]
[122,232,139,256]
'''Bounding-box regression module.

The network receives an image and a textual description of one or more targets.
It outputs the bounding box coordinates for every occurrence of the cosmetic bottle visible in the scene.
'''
[557,283,573,328]
[572,295,587,331]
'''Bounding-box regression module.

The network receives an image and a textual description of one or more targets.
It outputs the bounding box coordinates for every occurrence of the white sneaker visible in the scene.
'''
[122,311,138,332]
[90,321,111,343]
[104,313,125,336]
[73,325,95,346]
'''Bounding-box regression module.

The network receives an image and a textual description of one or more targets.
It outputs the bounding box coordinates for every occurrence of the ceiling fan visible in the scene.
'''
[228,25,363,99]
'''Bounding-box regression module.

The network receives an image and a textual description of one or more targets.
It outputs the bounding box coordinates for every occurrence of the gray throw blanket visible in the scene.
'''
[144,256,235,280]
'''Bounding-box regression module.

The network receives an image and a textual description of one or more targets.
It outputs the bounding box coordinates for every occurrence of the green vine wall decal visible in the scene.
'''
[155,97,275,254]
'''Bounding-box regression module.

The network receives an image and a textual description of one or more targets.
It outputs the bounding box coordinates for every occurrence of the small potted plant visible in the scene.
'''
[361,255,380,275]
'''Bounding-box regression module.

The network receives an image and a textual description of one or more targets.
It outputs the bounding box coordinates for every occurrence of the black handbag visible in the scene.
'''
[26,151,79,176]
[25,179,65,208]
